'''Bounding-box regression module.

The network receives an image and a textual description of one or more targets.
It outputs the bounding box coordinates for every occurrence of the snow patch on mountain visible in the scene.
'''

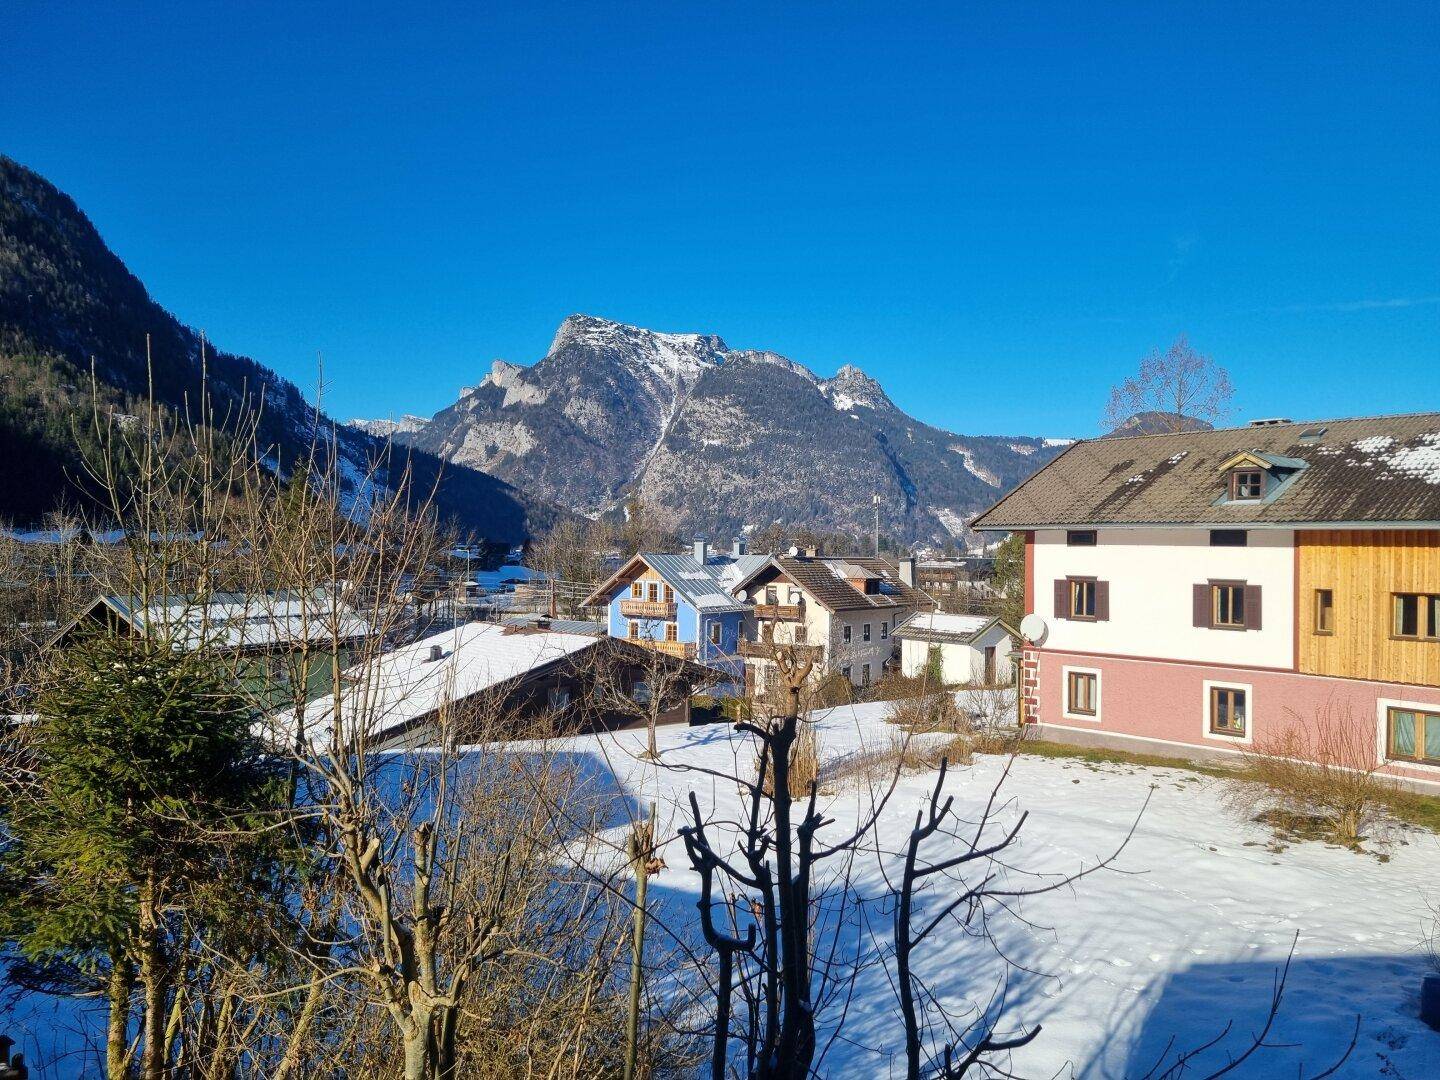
[931,506,968,538]
[550,313,725,388]
[949,444,1001,486]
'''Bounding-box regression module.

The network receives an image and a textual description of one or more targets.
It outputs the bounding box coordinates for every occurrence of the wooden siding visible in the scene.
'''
[1297,529,1440,687]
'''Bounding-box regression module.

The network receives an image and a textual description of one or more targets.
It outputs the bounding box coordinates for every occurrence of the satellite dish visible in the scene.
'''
[1019,613,1048,645]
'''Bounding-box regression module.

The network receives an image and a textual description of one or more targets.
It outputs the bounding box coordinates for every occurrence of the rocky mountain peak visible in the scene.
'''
[820,363,892,412]
[548,314,727,379]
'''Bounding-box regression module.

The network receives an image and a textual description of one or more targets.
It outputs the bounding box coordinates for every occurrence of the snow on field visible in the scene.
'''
[550,701,1440,1078]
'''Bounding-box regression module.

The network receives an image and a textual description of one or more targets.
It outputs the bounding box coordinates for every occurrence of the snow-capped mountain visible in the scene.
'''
[347,414,431,438]
[398,314,1066,542]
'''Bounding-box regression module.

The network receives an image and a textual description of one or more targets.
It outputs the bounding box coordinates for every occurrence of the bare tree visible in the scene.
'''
[1104,335,1235,434]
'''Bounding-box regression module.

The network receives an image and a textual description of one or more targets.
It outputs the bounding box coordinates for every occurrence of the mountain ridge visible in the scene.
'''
[379,313,1069,543]
[0,155,559,541]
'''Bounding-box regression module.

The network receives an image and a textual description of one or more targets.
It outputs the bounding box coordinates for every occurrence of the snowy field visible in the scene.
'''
[7,701,1439,1077]
[552,701,1440,1079]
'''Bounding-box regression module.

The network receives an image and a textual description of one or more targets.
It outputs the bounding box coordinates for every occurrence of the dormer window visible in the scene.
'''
[1230,469,1264,500]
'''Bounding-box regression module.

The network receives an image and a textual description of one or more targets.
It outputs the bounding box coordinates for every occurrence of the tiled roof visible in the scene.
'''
[972,413,1440,529]
[736,555,935,613]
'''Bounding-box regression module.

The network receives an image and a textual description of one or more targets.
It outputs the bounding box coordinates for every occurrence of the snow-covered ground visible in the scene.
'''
[549,701,1440,1078]
[8,702,1438,1077]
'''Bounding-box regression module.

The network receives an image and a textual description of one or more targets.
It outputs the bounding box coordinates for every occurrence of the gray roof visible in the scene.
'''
[55,589,372,652]
[583,551,749,613]
[972,413,1440,529]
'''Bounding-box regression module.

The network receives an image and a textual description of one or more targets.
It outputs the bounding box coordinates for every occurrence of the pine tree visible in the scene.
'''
[0,635,289,1078]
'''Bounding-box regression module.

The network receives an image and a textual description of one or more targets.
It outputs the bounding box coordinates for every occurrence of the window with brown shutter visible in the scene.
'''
[1196,581,1261,630]
[1057,577,1107,621]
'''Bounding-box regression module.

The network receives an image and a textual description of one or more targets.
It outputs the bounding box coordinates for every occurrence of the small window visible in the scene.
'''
[1387,706,1440,765]
[1070,579,1097,620]
[1210,530,1248,547]
[795,624,807,644]
[664,584,674,604]
[1212,584,1245,629]
[1067,530,1097,547]
[842,665,852,681]
[861,663,871,687]
[1315,589,1334,635]
[547,686,571,710]
[1230,470,1264,500]
[647,581,659,603]
[627,621,639,639]
[843,625,852,644]
[863,623,872,642]
[1067,671,1097,716]
[880,622,889,640]
[664,622,678,642]
[1209,686,1247,737]
[765,585,779,605]
[1393,593,1440,641]
[709,621,722,645]
[630,581,643,599]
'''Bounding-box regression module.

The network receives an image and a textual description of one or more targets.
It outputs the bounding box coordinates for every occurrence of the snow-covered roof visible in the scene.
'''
[58,590,371,652]
[279,622,600,743]
[893,611,1013,644]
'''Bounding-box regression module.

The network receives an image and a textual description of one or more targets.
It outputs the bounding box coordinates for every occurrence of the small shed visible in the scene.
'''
[894,612,1017,686]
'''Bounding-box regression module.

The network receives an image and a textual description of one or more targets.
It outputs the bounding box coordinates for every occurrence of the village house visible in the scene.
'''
[48,589,372,709]
[972,412,1440,787]
[729,551,935,693]
[913,555,1000,613]
[893,611,1017,685]
[581,539,767,686]
[293,621,711,749]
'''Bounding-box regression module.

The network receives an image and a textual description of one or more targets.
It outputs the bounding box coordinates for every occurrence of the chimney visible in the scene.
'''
[692,536,709,564]
[427,644,444,663]
[804,544,819,558]
[731,536,747,559]
[898,556,916,587]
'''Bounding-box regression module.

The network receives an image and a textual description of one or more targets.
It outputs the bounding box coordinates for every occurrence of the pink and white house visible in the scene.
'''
[972,413,1440,788]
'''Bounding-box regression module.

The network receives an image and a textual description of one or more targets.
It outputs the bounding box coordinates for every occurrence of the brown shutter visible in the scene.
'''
[1244,584,1262,630]
[1193,584,1209,628]
[1095,581,1110,621]
[1054,579,1069,619]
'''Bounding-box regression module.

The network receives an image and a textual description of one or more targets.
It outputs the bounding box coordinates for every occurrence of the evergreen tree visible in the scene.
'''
[0,635,290,1078]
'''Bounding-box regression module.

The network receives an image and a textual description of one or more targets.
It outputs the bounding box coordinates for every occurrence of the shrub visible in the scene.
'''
[1226,706,1395,849]
[886,690,963,734]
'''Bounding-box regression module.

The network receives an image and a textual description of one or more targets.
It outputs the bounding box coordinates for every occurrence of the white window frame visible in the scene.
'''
[1376,697,1440,774]
[1061,665,1102,723]
[1201,679,1254,745]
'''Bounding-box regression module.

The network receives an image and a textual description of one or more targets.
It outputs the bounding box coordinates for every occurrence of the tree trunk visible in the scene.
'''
[623,854,650,1080]
[106,955,135,1079]
[137,878,168,1080]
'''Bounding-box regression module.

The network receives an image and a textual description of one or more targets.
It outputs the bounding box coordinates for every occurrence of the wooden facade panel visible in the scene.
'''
[1297,529,1440,687]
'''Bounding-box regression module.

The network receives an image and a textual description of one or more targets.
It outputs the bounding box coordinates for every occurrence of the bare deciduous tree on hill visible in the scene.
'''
[1104,335,1235,434]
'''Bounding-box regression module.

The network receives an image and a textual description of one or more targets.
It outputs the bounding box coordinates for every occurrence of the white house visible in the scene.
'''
[894,612,1017,686]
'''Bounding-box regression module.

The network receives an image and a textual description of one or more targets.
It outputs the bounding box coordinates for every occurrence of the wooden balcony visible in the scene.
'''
[754,603,803,621]
[738,640,823,661]
[637,638,695,659]
[620,598,677,619]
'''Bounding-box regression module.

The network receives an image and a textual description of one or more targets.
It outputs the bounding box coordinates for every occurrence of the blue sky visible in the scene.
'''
[4,2,1437,437]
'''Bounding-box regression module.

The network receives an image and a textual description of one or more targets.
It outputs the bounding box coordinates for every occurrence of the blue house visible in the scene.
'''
[583,539,763,685]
